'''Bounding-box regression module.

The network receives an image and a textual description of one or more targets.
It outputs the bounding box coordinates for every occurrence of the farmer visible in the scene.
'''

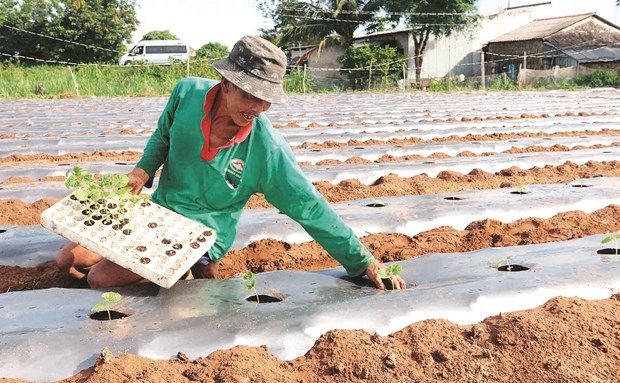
[56,35,406,290]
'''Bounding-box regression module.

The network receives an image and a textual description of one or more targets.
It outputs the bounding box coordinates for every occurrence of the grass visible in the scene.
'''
[0,62,221,98]
[0,62,615,99]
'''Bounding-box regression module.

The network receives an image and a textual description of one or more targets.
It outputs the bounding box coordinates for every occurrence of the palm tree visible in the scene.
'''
[259,0,385,48]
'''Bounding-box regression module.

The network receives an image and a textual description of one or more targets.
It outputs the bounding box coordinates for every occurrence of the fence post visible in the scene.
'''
[480,51,486,90]
[368,62,372,91]
[523,51,527,70]
[303,64,307,94]
[67,66,80,98]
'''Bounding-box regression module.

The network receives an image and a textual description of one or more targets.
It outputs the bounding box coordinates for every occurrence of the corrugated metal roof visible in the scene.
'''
[563,47,620,62]
[488,13,594,43]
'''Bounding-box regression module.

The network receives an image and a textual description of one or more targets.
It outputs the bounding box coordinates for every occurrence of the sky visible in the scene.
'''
[132,0,509,49]
[131,0,615,50]
[132,0,273,49]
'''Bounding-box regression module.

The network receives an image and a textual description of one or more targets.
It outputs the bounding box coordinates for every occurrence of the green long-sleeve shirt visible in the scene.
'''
[137,77,375,277]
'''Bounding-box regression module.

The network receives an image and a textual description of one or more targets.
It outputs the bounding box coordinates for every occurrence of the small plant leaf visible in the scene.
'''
[378,263,402,279]
[242,271,256,291]
[102,291,122,303]
[92,302,109,312]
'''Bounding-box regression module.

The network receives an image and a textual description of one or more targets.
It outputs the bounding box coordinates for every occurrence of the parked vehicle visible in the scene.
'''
[118,40,190,66]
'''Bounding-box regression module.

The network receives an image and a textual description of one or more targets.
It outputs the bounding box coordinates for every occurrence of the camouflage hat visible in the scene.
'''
[213,35,288,104]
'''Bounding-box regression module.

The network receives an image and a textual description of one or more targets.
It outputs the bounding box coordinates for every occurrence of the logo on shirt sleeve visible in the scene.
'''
[225,158,244,189]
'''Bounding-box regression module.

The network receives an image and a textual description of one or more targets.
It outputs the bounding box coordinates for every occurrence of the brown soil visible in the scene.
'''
[2,112,620,382]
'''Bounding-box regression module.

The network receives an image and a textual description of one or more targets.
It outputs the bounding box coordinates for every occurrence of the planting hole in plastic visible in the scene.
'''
[89,310,129,321]
[246,294,283,303]
[366,202,386,208]
[597,248,620,255]
[497,264,530,272]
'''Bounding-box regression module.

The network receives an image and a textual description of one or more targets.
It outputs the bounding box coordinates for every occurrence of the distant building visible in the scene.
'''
[283,0,618,86]
[486,13,620,73]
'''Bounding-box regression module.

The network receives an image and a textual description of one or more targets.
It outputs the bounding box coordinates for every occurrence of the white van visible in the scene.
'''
[119,40,190,65]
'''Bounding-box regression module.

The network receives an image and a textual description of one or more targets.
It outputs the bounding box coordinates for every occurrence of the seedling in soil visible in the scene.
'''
[497,255,514,271]
[65,165,147,228]
[514,184,530,195]
[601,233,620,255]
[445,182,462,201]
[242,271,259,303]
[377,263,403,290]
[92,291,122,321]
[366,197,385,208]
[573,177,590,188]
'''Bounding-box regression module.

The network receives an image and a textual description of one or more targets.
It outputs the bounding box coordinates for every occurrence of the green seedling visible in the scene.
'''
[368,197,385,207]
[448,182,461,201]
[601,233,620,255]
[575,177,588,188]
[242,271,259,303]
[377,263,402,289]
[515,184,530,195]
[92,291,122,321]
[65,165,148,226]
[497,255,514,271]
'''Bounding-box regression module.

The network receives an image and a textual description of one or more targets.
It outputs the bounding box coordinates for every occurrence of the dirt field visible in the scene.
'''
[1,90,620,382]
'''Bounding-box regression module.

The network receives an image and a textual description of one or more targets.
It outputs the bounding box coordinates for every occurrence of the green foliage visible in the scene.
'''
[574,70,619,88]
[601,233,620,255]
[195,42,229,61]
[488,73,517,90]
[65,165,147,226]
[515,184,530,194]
[258,0,385,47]
[382,0,479,82]
[92,291,122,321]
[377,263,402,289]
[0,62,222,98]
[65,165,133,202]
[242,271,259,303]
[141,30,179,41]
[497,255,513,271]
[338,43,406,90]
[284,67,317,93]
[0,0,138,65]
[428,77,459,92]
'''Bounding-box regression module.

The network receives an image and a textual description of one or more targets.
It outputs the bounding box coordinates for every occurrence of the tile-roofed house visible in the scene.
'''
[485,13,620,73]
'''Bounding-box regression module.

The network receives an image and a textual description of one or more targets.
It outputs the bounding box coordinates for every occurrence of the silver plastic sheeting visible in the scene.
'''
[1,235,619,382]
[2,177,619,267]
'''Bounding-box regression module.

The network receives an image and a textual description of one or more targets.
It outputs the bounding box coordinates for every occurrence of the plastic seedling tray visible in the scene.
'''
[40,194,217,288]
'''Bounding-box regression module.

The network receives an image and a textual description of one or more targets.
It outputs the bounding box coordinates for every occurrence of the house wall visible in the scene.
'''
[302,45,347,81]
[418,0,617,79]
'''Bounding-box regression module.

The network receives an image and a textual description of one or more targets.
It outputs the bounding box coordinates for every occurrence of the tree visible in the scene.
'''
[194,42,229,61]
[141,30,179,41]
[258,0,385,48]
[382,0,479,82]
[338,43,405,90]
[0,0,138,65]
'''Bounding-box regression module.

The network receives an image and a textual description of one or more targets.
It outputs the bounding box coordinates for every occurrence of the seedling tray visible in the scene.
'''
[40,194,217,288]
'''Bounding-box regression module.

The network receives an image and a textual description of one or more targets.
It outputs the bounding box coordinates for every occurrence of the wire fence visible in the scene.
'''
[2,18,619,97]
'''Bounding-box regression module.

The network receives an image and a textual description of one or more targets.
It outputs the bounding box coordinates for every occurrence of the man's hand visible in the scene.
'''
[365,260,407,290]
[127,167,150,195]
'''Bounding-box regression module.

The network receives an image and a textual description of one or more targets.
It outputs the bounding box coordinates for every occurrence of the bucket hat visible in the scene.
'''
[213,35,288,104]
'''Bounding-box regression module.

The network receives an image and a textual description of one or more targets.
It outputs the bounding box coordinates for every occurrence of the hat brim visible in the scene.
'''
[213,58,288,104]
